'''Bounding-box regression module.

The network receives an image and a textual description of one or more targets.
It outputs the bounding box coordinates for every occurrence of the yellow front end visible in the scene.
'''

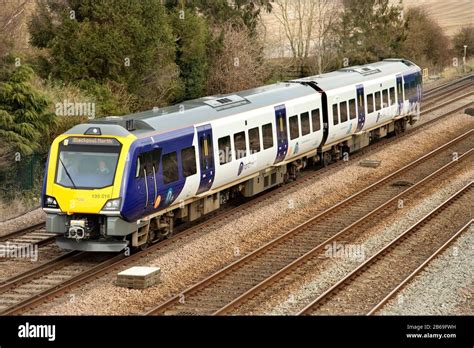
[44,133,136,215]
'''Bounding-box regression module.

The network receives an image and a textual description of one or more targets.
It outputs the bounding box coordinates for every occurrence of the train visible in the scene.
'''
[42,58,422,252]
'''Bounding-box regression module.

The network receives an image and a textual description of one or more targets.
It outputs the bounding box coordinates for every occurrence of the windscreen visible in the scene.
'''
[55,137,121,189]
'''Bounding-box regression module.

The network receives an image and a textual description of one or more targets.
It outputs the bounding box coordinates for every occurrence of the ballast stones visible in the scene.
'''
[117,266,161,289]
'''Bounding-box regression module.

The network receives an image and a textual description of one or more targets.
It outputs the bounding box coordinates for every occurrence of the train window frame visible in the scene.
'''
[332,104,339,125]
[311,109,321,131]
[289,115,299,140]
[382,89,388,108]
[162,151,179,184]
[374,91,381,111]
[218,136,232,165]
[248,127,261,154]
[389,87,395,105]
[367,94,374,113]
[181,146,197,177]
[339,101,348,123]
[262,123,274,149]
[349,99,356,120]
[234,131,247,159]
[300,112,310,135]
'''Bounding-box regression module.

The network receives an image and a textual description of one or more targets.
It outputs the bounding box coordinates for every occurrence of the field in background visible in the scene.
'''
[401,0,473,37]
[261,0,473,58]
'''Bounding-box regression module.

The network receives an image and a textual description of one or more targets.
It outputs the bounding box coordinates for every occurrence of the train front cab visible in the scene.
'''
[42,124,138,252]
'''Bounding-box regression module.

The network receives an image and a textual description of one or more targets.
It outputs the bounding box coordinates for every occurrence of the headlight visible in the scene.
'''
[43,195,59,208]
[102,198,121,211]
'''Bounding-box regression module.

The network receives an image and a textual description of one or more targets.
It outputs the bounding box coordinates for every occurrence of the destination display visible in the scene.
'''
[64,137,120,146]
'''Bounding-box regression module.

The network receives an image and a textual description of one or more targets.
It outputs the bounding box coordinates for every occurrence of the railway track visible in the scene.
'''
[213,149,473,315]
[367,222,473,315]
[0,223,52,248]
[145,130,473,315]
[423,73,473,99]
[0,251,123,315]
[298,183,473,315]
[1,75,471,315]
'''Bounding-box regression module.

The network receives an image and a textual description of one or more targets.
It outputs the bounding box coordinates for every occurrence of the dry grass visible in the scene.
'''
[440,57,474,79]
[0,198,39,222]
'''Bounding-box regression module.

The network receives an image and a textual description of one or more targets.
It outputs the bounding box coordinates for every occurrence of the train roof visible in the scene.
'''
[90,82,317,137]
[84,58,419,138]
[292,58,420,91]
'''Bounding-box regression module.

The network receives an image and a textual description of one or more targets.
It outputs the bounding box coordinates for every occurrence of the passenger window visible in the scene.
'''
[300,112,310,135]
[367,94,374,113]
[234,131,247,159]
[382,89,388,107]
[311,109,320,131]
[389,87,395,105]
[218,136,232,164]
[248,127,261,154]
[262,123,274,149]
[181,146,196,177]
[289,115,299,140]
[162,152,178,184]
[339,101,348,123]
[332,104,339,125]
[375,91,381,111]
[349,99,356,119]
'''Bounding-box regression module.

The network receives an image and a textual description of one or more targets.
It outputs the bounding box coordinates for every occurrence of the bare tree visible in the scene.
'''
[273,0,339,76]
[0,0,32,57]
[311,0,339,75]
[206,22,268,95]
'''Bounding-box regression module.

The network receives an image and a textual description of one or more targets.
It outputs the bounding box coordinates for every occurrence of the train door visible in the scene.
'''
[355,84,365,132]
[196,124,215,195]
[396,74,404,113]
[136,149,161,209]
[141,148,161,210]
[274,104,288,164]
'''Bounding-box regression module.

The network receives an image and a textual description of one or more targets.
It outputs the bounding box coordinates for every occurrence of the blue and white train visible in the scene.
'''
[42,59,422,251]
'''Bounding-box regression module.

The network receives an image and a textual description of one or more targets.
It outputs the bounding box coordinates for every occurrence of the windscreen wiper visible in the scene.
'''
[59,157,77,189]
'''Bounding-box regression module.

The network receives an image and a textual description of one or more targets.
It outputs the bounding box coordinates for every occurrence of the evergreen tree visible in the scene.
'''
[29,0,180,107]
[170,8,210,100]
[0,64,55,155]
[336,0,405,65]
